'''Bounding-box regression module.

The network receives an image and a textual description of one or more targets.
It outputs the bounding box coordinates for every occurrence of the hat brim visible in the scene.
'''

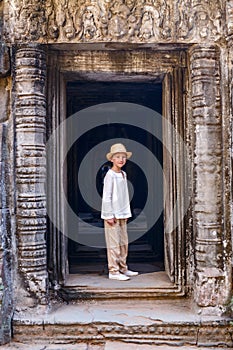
[106,151,132,161]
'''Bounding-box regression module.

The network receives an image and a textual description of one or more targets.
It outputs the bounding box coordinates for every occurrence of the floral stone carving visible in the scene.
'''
[3,0,224,43]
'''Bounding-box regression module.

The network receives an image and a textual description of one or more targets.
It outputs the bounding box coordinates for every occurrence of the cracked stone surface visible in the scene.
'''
[13,299,227,325]
[9,299,232,349]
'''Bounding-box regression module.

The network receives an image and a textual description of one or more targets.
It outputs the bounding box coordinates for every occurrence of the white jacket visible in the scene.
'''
[101,169,132,219]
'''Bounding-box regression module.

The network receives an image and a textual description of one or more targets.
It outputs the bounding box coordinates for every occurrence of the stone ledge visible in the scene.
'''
[12,322,233,348]
[12,300,233,348]
[2,343,233,350]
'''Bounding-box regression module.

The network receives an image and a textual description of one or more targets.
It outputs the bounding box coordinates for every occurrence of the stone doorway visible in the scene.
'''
[46,48,187,298]
[66,81,164,277]
[2,0,230,326]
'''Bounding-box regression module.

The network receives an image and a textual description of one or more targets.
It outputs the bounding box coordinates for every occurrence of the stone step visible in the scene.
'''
[11,300,233,348]
[59,271,177,300]
[12,321,233,348]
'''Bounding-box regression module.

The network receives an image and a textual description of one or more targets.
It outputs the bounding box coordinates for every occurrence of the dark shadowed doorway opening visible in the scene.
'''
[66,81,164,275]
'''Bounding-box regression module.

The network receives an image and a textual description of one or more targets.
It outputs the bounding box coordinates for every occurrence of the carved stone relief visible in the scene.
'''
[3,0,224,44]
[4,0,47,42]
[176,1,223,41]
[14,45,48,302]
[12,319,233,347]
[226,0,233,39]
[190,44,231,309]
[45,0,172,42]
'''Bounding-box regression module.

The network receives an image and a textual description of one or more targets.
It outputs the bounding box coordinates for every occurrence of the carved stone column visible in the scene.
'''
[14,44,48,303]
[190,45,230,313]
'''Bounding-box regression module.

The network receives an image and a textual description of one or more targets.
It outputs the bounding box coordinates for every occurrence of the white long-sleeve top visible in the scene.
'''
[101,169,132,220]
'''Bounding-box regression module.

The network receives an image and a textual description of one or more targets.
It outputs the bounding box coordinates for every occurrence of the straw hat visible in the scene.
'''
[106,143,132,161]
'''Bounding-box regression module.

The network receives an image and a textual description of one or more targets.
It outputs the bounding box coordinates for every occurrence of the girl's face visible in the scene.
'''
[111,152,127,169]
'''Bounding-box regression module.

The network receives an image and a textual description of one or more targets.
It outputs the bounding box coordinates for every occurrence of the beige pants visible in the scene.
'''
[104,219,128,274]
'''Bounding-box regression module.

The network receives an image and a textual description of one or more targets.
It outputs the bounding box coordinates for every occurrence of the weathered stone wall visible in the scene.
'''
[227,1,233,268]
[0,49,13,345]
[0,1,232,344]
[0,122,13,344]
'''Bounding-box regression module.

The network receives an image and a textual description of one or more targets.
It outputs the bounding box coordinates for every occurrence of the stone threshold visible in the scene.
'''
[12,299,233,348]
[60,271,183,300]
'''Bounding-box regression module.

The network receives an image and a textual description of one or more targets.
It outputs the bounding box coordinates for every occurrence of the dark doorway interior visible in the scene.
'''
[66,81,164,275]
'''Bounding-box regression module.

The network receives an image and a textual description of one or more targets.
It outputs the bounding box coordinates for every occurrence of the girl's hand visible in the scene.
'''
[107,218,116,225]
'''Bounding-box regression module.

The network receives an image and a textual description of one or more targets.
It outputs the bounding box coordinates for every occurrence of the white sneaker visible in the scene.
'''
[109,273,130,281]
[121,270,139,277]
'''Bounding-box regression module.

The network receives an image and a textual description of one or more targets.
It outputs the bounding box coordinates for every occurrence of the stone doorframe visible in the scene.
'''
[45,45,188,298]
[13,43,232,313]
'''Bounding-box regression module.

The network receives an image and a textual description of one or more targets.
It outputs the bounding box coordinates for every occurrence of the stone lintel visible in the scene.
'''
[3,1,224,45]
